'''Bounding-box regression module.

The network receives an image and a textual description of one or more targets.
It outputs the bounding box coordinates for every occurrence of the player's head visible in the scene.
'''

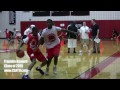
[32,27,38,36]
[47,19,53,29]
[71,21,76,27]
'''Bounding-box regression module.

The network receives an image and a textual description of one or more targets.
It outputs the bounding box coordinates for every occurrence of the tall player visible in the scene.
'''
[17,27,47,79]
[40,19,77,75]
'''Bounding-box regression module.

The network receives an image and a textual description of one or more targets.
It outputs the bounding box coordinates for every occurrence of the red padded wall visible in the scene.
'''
[21,20,120,39]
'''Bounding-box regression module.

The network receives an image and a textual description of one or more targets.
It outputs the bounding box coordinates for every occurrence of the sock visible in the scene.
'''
[37,66,41,69]
[54,65,56,67]
[24,69,30,75]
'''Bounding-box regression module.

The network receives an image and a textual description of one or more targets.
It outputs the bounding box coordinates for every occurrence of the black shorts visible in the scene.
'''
[22,35,27,40]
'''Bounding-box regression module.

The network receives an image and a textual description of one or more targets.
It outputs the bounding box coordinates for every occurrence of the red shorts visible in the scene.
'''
[27,48,46,62]
[46,44,60,59]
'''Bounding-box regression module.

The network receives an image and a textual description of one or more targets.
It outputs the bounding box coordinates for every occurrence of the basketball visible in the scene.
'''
[16,50,25,58]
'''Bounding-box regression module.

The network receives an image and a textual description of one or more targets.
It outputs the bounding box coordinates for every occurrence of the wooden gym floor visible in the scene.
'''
[0,39,120,79]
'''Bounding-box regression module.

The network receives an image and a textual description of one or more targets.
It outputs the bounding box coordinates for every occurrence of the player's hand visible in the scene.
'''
[16,49,20,53]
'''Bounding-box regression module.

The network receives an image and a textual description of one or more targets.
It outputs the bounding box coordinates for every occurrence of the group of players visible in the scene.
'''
[16,19,76,79]
[5,19,99,79]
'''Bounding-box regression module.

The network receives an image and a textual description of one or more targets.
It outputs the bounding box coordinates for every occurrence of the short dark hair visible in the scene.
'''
[92,19,96,22]
[47,19,54,25]
[32,27,38,32]
[47,19,53,23]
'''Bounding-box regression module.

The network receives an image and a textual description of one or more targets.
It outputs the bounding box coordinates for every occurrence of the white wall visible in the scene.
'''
[0,11,120,38]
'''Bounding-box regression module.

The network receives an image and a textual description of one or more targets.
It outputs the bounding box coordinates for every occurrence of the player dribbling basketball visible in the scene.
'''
[17,27,47,79]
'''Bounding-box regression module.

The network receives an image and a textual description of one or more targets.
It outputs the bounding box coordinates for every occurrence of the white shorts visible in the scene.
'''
[68,39,77,48]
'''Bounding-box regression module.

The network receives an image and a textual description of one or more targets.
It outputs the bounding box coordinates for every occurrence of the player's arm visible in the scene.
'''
[35,33,45,51]
[37,37,44,47]
[17,37,28,51]
[16,41,24,52]
[61,29,78,35]
[17,40,24,53]
[33,37,44,52]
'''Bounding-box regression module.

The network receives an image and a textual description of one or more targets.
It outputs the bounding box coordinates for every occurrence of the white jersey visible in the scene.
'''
[24,28,32,36]
[78,26,90,39]
[41,26,62,49]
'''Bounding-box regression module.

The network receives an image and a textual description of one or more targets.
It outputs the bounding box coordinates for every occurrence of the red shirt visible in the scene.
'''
[23,33,41,50]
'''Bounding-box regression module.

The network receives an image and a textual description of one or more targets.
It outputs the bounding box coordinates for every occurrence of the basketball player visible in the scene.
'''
[17,27,47,79]
[22,24,35,39]
[40,19,77,75]
[5,29,14,45]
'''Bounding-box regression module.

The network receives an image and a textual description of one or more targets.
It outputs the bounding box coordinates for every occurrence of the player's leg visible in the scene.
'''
[53,56,58,74]
[86,39,91,54]
[45,58,52,75]
[35,49,48,75]
[80,39,84,53]
[22,58,36,79]
[22,49,36,79]
[68,39,71,53]
[53,44,60,74]
[92,36,96,53]
[73,39,77,53]
[45,48,53,75]
[96,42,100,53]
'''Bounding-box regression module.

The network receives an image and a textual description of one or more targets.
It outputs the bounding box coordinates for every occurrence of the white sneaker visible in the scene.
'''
[45,67,49,75]
[88,50,91,55]
[79,50,83,55]
[79,50,82,53]
[53,66,57,74]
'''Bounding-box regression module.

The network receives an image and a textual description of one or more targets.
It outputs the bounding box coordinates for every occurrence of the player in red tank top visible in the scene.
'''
[17,27,47,79]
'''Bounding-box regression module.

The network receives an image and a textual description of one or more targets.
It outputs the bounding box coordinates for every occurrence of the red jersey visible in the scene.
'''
[23,33,41,50]
[5,31,10,38]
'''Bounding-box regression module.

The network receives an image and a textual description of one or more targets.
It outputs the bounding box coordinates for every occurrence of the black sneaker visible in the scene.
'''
[74,51,76,53]
[36,67,44,75]
[92,51,96,53]
[98,51,100,53]
[22,75,31,79]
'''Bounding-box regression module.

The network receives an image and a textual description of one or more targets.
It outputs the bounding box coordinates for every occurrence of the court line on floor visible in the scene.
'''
[74,51,120,79]
[0,49,16,53]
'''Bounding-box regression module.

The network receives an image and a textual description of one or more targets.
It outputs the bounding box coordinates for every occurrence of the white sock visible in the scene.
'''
[25,69,30,75]
[54,65,56,67]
